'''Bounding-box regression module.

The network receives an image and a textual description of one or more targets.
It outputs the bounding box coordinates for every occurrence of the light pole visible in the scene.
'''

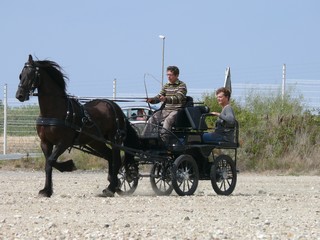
[159,35,165,87]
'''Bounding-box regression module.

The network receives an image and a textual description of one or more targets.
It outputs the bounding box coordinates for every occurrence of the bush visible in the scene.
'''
[203,89,320,174]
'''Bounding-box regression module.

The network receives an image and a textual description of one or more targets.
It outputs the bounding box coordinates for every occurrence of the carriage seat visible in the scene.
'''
[172,106,210,130]
[185,106,210,130]
[168,96,194,129]
[149,96,210,132]
[202,120,240,148]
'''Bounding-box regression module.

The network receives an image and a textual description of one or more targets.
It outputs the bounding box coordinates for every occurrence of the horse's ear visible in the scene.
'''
[28,54,34,64]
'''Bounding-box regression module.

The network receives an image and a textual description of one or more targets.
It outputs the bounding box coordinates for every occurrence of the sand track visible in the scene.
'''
[0,170,319,239]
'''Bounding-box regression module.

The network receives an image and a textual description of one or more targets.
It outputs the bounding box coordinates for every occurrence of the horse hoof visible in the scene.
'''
[98,189,115,197]
[54,159,77,172]
[38,189,52,198]
[62,159,77,172]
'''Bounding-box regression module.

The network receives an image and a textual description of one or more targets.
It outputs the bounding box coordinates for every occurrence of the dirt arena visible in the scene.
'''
[0,170,319,239]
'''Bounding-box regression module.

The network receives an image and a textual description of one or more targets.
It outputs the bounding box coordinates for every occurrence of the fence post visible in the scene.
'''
[113,78,116,100]
[3,84,7,154]
[282,64,286,100]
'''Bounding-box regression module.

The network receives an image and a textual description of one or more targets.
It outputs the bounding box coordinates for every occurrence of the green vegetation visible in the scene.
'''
[203,89,320,174]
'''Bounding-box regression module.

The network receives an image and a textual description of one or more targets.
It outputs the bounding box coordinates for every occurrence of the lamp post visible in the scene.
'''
[159,35,165,87]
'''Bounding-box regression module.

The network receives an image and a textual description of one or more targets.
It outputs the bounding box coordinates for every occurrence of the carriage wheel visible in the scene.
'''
[150,162,173,196]
[117,162,139,196]
[171,154,199,196]
[210,154,237,195]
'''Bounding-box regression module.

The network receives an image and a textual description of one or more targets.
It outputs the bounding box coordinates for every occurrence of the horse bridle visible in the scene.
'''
[19,63,41,97]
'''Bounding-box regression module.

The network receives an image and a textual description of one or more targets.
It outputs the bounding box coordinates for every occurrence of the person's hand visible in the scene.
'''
[211,111,220,116]
[159,95,166,102]
[146,98,153,103]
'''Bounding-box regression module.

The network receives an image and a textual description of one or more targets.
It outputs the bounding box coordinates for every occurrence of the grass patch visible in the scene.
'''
[0,157,44,170]
[0,150,107,171]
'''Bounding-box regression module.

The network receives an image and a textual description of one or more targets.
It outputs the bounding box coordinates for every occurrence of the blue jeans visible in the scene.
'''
[202,132,225,143]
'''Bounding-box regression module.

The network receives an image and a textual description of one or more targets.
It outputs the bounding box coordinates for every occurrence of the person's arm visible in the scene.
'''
[217,105,235,125]
[146,85,167,104]
[146,97,160,104]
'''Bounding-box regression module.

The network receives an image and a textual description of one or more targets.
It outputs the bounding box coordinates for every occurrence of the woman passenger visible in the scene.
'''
[202,87,236,143]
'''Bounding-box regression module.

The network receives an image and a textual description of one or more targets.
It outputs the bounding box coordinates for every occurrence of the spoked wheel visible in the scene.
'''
[117,162,139,196]
[210,154,237,195]
[171,154,199,196]
[150,161,173,196]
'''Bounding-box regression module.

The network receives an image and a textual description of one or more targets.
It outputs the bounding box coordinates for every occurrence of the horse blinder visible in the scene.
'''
[18,64,40,100]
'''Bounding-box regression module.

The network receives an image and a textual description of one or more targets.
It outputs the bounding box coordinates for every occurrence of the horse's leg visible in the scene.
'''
[87,140,119,197]
[48,142,77,172]
[39,141,54,197]
[105,146,122,195]
[39,142,73,197]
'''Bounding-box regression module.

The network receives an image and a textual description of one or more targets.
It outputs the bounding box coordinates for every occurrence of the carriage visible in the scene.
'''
[16,55,239,197]
[117,101,239,196]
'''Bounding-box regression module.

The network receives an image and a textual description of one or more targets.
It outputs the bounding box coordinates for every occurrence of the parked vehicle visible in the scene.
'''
[121,105,158,123]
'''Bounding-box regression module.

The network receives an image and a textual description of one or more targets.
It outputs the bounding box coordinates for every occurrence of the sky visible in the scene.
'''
[1,1,320,109]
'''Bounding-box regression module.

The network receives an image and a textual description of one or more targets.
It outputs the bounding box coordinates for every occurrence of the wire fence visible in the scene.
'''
[188,79,320,112]
[0,95,40,157]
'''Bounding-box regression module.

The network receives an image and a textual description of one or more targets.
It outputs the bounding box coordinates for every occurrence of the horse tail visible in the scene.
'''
[124,119,140,149]
[122,119,141,165]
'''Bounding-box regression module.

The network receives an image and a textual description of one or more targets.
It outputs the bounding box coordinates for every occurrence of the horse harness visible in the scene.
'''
[36,97,126,148]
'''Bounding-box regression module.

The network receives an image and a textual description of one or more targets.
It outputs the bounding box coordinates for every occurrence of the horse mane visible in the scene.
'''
[34,60,68,93]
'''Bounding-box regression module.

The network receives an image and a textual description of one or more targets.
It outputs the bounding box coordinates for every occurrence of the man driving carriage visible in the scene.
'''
[142,66,187,144]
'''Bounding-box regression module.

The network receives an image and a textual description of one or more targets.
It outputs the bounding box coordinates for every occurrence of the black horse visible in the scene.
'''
[16,55,138,197]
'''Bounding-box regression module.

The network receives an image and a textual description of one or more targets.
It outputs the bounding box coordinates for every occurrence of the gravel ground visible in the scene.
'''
[0,170,319,239]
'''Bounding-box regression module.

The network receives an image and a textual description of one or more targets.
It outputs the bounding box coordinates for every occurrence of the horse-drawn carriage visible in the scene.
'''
[16,55,239,197]
[117,101,239,196]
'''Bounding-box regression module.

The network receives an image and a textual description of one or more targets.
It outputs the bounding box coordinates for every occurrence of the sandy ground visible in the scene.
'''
[0,170,319,239]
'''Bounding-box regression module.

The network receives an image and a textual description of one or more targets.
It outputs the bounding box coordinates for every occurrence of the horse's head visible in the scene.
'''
[16,55,40,102]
